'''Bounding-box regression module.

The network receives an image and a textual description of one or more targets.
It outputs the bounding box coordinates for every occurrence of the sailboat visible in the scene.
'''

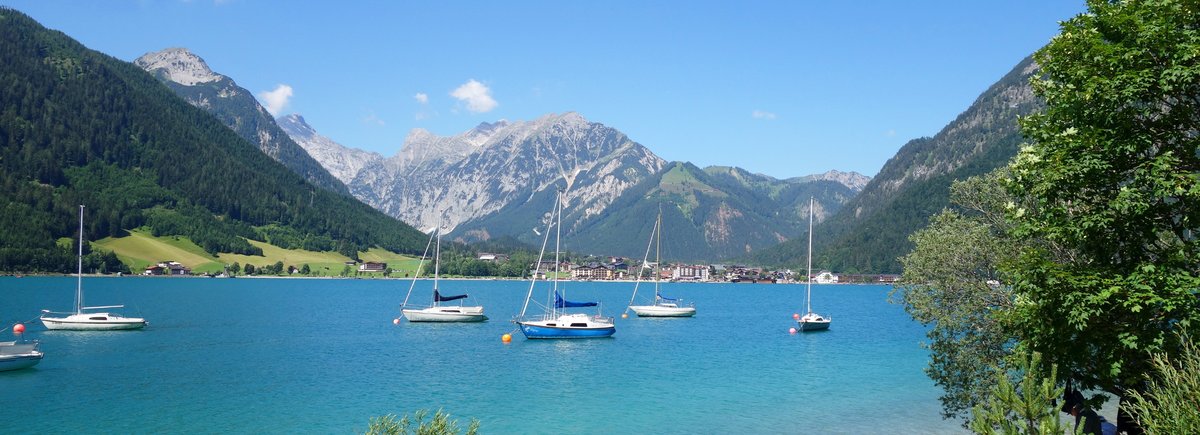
[41,205,148,331]
[796,197,831,332]
[627,206,695,317]
[399,225,487,322]
[0,325,43,371]
[515,189,615,339]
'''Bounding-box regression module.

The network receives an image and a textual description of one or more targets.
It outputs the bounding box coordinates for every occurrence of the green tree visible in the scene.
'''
[243,264,256,275]
[1127,331,1200,434]
[896,170,1023,421]
[341,264,352,277]
[229,262,241,275]
[299,263,311,275]
[969,351,1075,435]
[1007,0,1200,401]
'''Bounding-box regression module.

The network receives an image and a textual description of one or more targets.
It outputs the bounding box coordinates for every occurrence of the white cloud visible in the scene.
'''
[363,113,385,126]
[414,92,429,104]
[752,110,777,120]
[886,129,896,137]
[450,79,498,113]
[257,84,293,116]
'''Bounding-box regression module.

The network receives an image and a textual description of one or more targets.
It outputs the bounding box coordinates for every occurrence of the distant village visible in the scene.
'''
[141,255,899,284]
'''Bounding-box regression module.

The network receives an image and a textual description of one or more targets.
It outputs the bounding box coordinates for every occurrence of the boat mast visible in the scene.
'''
[552,190,563,318]
[519,195,557,318]
[654,205,662,300]
[432,225,441,306]
[76,204,85,314]
[806,197,814,315]
[626,206,658,309]
[401,227,436,310]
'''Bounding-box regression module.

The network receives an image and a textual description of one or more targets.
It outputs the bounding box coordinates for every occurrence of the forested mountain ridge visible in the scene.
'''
[0,8,426,272]
[134,48,349,195]
[751,56,1042,273]
[564,162,860,261]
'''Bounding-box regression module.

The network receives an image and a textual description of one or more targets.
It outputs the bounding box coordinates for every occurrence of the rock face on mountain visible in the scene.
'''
[352,112,668,240]
[753,56,1042,272]
[277,114,381,185]
[284,111,869,260]
[134,48,347,194]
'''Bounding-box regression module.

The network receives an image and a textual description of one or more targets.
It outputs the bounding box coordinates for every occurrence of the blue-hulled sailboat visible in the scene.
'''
[515,188,615,339]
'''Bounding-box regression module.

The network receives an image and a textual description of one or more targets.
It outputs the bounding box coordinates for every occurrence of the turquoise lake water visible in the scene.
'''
[1,276,965,434]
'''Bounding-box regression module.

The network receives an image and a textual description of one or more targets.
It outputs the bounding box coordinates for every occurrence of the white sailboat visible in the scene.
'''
[399,225,487,322]
[627,206,695,318]
[515,189,615,339]
[41,205,147,331]
[796,197,831,332]
[0,325,42,371]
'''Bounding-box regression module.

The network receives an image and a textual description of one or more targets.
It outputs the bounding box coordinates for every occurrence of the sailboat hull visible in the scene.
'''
[517,314,615,339]
[41,313,147,330]
[628,304,696,317]
[797,313,831,332]
[0,342,43,371]
[402,306,487,322]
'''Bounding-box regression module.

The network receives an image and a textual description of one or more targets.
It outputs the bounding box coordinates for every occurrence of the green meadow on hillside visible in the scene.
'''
[94,229,421,277]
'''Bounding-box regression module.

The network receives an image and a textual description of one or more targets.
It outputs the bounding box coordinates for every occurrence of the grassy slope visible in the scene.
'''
[94,230,420,276]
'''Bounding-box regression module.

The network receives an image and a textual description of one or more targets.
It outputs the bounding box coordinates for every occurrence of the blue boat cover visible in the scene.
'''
[554,291,597,308]
[656,292,677,302]
[434,290,469,302]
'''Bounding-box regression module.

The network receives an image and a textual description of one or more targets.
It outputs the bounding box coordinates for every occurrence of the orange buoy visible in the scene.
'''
[13,323,25,334]
[789,327,797,334]
[621,313,629,319]
[392,318,400,325]
[792,313,800,320]
[501,333,512,343]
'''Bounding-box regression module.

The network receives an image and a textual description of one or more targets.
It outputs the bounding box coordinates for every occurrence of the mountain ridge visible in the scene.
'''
[285,111,869,261]
[134,47,349,195]
[0,9,425,273]
[752,55,1042,272]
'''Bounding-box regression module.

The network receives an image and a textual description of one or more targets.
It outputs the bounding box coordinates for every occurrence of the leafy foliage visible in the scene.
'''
[1006,0,1200,396]
[1126,330,1200,434]
[969,352,1075,435]
[364,409,479,435]
[895,170,1023,421]
[0,8,426,272]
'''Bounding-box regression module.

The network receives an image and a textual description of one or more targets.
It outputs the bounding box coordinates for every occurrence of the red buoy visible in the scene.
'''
[13,323,25,334]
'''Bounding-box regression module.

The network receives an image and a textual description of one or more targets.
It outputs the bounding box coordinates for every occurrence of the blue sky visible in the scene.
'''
[5,1,1084,179]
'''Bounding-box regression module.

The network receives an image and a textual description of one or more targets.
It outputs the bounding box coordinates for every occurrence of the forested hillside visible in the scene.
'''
[0,9,426,272]
[566,162,857,261]
[752,56,1042,273]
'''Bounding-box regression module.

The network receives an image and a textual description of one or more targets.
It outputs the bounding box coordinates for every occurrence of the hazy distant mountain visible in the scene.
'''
[753,56,1042,273]
[277,114,382,185]
[134,48,348,194]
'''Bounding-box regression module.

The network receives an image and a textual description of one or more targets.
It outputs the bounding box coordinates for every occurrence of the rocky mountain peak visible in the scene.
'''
[277,114,316,139]
[807,170,872,192]
[133,47,222,86]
